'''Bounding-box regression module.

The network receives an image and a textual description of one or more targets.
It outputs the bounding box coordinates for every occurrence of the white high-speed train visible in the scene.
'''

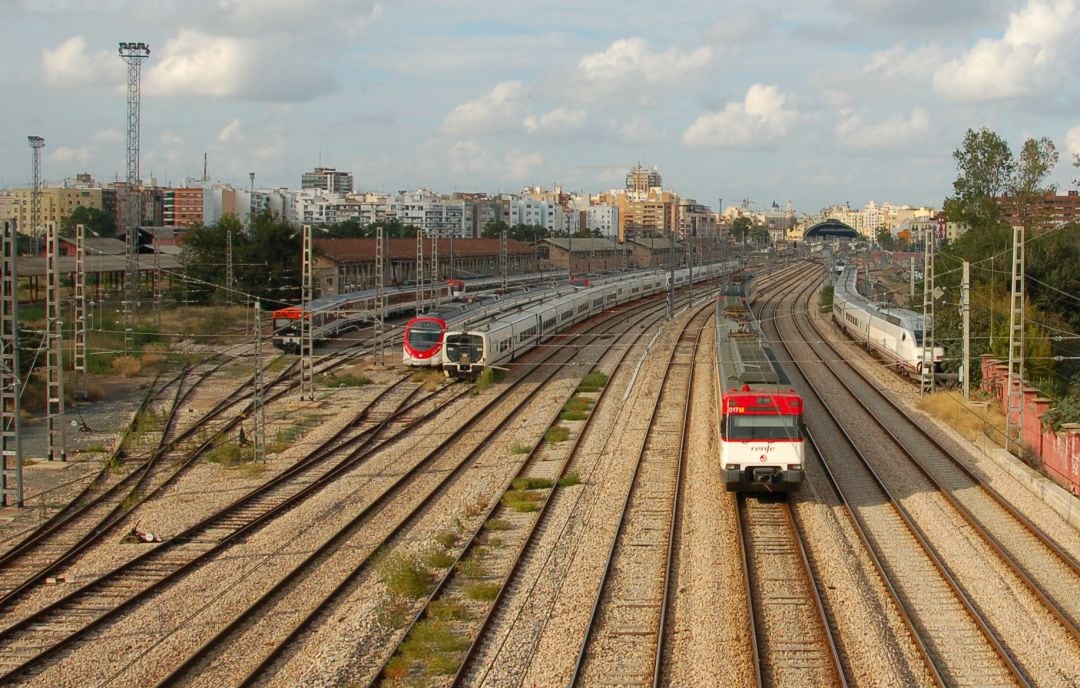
[832,264,944,376]
[441,262,732,376]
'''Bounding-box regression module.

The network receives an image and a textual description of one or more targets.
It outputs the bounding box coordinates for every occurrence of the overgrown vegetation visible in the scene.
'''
[561,396,594,421]
[509,440,531,454]
[819,284,834,311]
[544,425,569,443]
[473,368,497,394]
[558,470,582,487]
[935,128,1079,407]
[577,371,608,393]
[376,550,434,598]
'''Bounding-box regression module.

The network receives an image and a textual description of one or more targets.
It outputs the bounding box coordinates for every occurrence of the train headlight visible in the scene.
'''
[787,464,802,470]
[725,464,739,470]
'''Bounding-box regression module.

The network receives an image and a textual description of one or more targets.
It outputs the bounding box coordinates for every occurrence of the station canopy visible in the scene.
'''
[804,218,858,239]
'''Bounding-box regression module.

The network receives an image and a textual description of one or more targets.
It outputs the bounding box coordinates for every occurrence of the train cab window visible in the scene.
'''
[913,330,924,345]
[725,414,801,440]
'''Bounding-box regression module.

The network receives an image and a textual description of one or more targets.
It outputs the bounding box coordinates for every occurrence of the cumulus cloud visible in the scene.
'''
[618,116,666,143]
[441,81,524,134]
[45,128,124,169]
[180,0,382,38]
[864,44,948,81]
[218,118,243,143]
[523,106,586,136]
[143,30,335,101]
[682,84,799,148]
[448,140,543,181]
[933,0,1080,102]
[41,36,123,88]
[573,38,712,102]
[1067,126,1080,158]
[835,107,930,149]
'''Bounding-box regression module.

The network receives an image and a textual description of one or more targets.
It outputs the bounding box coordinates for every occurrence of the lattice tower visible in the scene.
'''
[1,221,24,506]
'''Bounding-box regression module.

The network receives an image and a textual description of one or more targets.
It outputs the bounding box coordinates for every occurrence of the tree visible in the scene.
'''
[731,216,752,242]
[180,211,301,306]
[482,220,508,239]
[875,227,897,251]
[1009,137,1059,229]
[943,127,1013,229]
[61,206,117,238]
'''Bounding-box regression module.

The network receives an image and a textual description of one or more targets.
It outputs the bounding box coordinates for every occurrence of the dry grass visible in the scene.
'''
[916,391,1005,447]
[111,356,143,378]
[410,367,445,391]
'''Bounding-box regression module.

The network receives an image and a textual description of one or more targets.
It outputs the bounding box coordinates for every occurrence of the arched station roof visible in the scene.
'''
[804,218,858,239]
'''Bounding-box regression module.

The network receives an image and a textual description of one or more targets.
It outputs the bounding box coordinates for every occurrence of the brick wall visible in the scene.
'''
[981,356,1080,495]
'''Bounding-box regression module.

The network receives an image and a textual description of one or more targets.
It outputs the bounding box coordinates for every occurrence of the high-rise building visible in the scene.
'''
[301,167,354,194]
[626,163,662,195]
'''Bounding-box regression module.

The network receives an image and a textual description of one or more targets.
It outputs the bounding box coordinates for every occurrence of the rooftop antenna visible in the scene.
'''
[203,152,208,183]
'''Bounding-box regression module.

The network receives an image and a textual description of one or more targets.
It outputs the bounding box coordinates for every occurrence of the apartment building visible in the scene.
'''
[0,187,104,230]
[301,167,354,194]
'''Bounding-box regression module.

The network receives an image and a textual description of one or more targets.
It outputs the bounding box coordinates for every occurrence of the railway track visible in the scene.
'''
[147,291,689,688]
[0,370,461,683]
[568,302,710,686]
[763,276,1038,686]
[782,278,1080,684]
[370,289,683,687]
[735,495,846,687]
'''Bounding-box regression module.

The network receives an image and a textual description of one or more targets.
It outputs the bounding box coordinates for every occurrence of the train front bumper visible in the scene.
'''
[724,467,804,493]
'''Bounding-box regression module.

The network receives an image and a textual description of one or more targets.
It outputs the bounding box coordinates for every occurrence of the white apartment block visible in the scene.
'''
[584,204,619,238]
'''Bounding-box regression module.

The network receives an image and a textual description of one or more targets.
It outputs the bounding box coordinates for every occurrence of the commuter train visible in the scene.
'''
[831,264,944,377]
[272,271,564,352]
[441,262,731,377]
[715,288,804,492]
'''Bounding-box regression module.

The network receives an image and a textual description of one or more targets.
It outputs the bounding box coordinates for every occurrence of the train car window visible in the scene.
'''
[726,415,801,440]
[913,330,924,345]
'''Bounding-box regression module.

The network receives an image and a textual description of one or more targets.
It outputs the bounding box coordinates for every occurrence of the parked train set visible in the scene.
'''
[441,262,734,377]
[831,264,944,378]
[270,271,565,352]
[714,288,805,492]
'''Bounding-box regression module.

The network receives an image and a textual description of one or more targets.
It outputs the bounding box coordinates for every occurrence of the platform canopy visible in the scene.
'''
[804,218,858,239]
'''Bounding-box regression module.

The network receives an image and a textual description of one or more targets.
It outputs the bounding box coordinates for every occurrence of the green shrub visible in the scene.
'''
[578,371,608,392]
[205,443,243,467]
[429,598,472,621]
[544,425,569,443]
[561,410,587,421]
[484,518,511,531]
[435,531,458,549]
[474,368,497,393]
[512,477,553,490]
[463,581,501,601]
[377,551,433,598]
[509,441,531,454]
[558,470,582,487]
[422,548,456,569]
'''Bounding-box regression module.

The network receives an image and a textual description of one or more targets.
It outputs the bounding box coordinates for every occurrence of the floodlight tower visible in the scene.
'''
[119,41,149,353]
[28,137,44,255]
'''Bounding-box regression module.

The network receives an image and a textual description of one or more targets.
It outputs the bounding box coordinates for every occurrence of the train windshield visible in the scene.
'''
[912,330,924,346]
[407,321,443,348]
[725,414,801,440]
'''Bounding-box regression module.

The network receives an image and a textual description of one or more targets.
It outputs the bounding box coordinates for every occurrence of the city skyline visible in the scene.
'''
[2,0,1079,212]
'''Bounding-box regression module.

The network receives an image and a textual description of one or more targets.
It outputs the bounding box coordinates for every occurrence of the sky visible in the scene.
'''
[2,0,1080,214]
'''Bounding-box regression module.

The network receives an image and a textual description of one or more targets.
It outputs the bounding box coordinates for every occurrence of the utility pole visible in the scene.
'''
[28,136,44,256]
[375,226,386,366]
[119,41,150,357]
[300,224,314,401]
[431,233,439,309]
[962,260,970,401]
[226,227,234,304]
[74,224,88,401]
[688,227,695,307]
[910,255,916,301]
[415,231,424,316]
[500,229,508,291]
[45,221,66,462]
[252,299,265,463]
[1,221,24,507]
[668,224,675,319]
[920,225,936,395]
[1005,223,1025,455]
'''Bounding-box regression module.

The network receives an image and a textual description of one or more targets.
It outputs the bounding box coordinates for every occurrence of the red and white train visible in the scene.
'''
[715,289,804,492]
